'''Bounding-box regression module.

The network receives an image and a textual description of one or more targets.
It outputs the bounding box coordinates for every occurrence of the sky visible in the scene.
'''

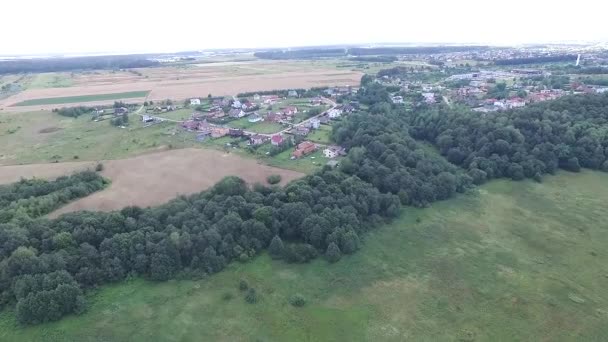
[2,0,607,55]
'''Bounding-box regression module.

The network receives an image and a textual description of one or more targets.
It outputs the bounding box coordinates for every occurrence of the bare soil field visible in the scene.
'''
[0,61,362,112]
[0,148,303,216]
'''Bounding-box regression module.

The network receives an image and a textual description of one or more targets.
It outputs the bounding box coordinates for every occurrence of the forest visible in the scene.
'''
[1,79,608,326]
[0,55,159,74]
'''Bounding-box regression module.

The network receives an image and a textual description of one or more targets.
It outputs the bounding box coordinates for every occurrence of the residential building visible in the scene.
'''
[310,97,323,106]
[232,99,242,108]
[190,98,201,106]
[249,134,266,146]
[271,134,284,146]
[242,102,257,111]
[229,129,244,137]
[282,106,298,115]
[294,126,310,136]
[248,114,263,123]
[309,117,321,129]
[253,94,261,101]
[292,141,317,159]
[422,92,436,104]
[142,115,155,123]
[288,90,298,97]
[211,127,230,138]
[327,108,342,119]
[262,95,279,104]
[391,95,404,104]
[506,97,526,108]
[115,107,129,114]
[318,115,331,124]
[229,108,246,118]
[323,146,345,159]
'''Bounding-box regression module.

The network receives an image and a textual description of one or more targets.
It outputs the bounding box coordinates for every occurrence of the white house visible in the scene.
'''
[327,108,342,119]
[232,99,242,108]
[248,114,263,123]
[190,98,201,106]
[323,146,344,159]
[309,117,320,129]
[288,90,298,97]
[391,96,404,104]
[253,94,261,101]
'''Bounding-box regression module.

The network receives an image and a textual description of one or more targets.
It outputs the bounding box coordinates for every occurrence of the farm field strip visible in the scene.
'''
[12,91,150,106]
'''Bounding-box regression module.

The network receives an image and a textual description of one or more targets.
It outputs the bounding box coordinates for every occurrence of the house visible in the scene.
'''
[282,106,298,115]
[288,90,298,97]
[209,110,226,119]
[309,117,321,129]
[271,134,284,146]
[327,108,342,119]
[198,120,212,132]
[229,128,244,137]
[115,107,129,114]
[422,92,436,104]
[232,99,242,108]
[310,97,323,106]
[323,146,345,159]
[142,115,155,123]
[211,127,230,138]
[342,104,355,113]
[262,95,279,104]
[229,108,246,118]
[253,94,261,101]
[242,102,257,111]
[506,97,526,108]
[181,120,199,131]
[266,112,283,123]
[248,114,263,123]
[249,134,266,146]
[292,141,317,159]
[294,126,310,136]
[391,96,404,104]
[191,112,205,121]
[318,115,331,124]
[190,98,201,106]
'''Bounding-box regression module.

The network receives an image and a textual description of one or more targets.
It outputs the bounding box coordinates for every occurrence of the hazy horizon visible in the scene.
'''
[3,0,608,56]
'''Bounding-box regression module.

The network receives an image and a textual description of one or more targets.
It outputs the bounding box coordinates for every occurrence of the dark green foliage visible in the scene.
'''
[268,236,285,259]
[95,163,104,172]
[289,294,306,307]
[244,288,258,304]
[221,292,233,301]
[52,106,95,117]
[325,242,342,263]
[283,244,318,263]
[266,174,282,185]
[239,280,249,292]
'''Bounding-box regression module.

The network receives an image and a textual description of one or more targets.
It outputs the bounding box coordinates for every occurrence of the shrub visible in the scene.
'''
[325,242,342,263]
[95,163,104,172]
[289,294,306,307]
[266,174,282,185]
[244,288,258,304]
[239,279,249,291]
[221,292,234,301]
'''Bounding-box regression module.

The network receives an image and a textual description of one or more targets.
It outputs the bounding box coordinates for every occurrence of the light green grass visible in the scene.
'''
[152,108,192,121]
[227,118,284,134]
[12,91,150,106]
[2,171,607,341]
[307,125,332,144]
[0,111,196,164]
[26,73,73,89]
[264,148,326,173]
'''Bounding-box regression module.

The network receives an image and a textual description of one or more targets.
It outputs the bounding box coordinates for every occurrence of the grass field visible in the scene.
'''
[26,73,73,89]
[0,111,196,165]
[227,118,285,134]
[153,108,192,121]
[265,148,326,174]
[1,171,606,341]
[307,125,332,144]
[12,91,150,106]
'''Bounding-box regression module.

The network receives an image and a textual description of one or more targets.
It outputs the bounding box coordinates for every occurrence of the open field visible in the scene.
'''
[0,148,303,216]
[307,125,332,144]
[0,60,363,111]
[1,171,606,341]
[12,91,150,106]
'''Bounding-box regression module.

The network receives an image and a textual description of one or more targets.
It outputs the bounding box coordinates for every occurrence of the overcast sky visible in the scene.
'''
[2,0,607,55]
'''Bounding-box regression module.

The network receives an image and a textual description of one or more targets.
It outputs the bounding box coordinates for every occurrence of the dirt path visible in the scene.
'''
[0,148,303,216]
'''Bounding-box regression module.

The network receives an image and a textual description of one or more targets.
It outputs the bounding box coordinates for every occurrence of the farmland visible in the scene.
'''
[0,60,363,111]
[12,91,150,106]
[2,171,607,341]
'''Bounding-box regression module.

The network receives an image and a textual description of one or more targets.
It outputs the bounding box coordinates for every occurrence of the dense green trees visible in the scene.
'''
[407,93,608,181]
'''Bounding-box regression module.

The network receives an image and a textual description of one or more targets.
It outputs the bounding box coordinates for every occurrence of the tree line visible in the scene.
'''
[0,55,159,75]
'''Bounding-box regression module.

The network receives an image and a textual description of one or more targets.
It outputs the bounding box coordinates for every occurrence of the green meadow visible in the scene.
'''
[13,91,150,106]
[2,171,607,341]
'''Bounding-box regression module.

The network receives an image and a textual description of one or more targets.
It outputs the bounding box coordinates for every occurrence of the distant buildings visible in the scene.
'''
[190,98,201,106]
[292,141,317,159]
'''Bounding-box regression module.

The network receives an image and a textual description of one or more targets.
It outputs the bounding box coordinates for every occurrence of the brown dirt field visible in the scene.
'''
[0,148,303,217]
[0,61,362,112]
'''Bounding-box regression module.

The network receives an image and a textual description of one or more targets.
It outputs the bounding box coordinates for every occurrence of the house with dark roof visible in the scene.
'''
[249,134,266,146]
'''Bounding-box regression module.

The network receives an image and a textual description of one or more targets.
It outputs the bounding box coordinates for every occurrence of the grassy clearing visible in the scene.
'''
[26,73,73,89]
[307,125,332,144]
[264,148,326,173]
[12,91,150,106]
[0,111,197,165]
[152,108,192,121]
[2,171,607,341]
[227,118,285,134]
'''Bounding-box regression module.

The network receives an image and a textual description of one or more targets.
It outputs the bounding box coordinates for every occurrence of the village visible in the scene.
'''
[135,87,358,170]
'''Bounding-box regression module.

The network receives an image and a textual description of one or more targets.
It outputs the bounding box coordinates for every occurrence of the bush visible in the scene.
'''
[289,294,306,307]
[244,288,258,304]
[239,279,249,291]
[325,242,342,263]
[266,174,282,185]
[221,292,234,301]
[95,163,104,172]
